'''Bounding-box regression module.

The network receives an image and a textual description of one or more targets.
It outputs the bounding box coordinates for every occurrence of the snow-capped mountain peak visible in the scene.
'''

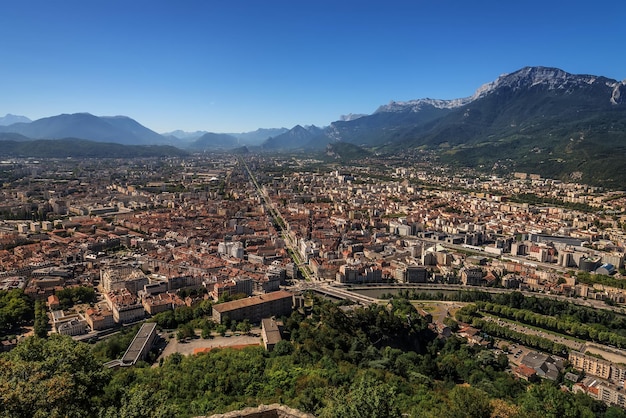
[470,66,602,100]
[610,80,626,105]
[375,97,471,113]
[340,113,367,121]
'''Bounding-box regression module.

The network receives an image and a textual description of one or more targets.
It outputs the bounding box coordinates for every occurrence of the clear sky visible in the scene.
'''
[1,0,624,133]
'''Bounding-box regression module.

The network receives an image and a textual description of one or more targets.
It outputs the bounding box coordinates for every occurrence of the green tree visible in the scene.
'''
[0,288,33,334]
[519,381,596,418]
[33,299,49,338]
[217,324,228,337]
[99,385,178,418]
[0,335,110,417]
[56,286,97,309]
[201,326,213,339]
[320,374,401,418]
[236,319,251,334]
[445,385,493,418]
[272,340,294,356]
[173,306,194,324]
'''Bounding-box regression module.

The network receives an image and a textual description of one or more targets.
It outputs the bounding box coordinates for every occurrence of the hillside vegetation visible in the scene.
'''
[2,296,625,417]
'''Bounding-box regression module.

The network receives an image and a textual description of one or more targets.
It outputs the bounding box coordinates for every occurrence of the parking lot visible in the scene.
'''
[156,330,262,362]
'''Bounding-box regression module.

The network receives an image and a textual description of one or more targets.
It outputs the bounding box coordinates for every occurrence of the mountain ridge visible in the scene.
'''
[0,138,188,158]
[0,113,165,146]
[0,114,31,126]
[259,66,626,187]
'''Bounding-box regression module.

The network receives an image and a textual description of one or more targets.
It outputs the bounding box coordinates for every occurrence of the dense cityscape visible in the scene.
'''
[4,0,626,416]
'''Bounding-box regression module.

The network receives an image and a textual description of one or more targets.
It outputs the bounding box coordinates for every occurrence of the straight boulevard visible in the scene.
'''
[239,158,314,281]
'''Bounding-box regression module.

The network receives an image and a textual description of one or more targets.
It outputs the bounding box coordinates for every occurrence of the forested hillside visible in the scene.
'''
[1,296,624,417]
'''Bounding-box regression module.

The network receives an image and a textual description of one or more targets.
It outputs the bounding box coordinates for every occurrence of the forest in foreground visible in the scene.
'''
[2,296,626,418]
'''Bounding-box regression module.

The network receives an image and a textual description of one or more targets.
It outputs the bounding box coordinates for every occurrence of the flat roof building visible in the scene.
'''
[121,322,158,366]
[261,318,282,351]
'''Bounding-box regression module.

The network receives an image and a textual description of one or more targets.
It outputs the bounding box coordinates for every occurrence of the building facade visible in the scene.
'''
[212,290,293,324]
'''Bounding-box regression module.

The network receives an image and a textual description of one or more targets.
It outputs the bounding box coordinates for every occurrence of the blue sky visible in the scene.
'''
[1,0,624,133]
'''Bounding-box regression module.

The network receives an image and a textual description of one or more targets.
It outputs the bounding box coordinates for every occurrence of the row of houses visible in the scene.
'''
[566,351,626,409]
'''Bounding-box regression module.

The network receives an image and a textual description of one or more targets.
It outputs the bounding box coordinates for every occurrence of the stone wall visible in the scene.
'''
[201,404,314,418]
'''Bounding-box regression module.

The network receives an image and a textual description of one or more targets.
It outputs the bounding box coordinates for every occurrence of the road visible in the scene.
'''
[239,157,315,281]
[482,314,586,352]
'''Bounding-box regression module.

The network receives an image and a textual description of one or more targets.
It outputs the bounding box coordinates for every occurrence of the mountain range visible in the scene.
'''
[0,113,287,150]
[2,66,625,186]
[262,66,626,187]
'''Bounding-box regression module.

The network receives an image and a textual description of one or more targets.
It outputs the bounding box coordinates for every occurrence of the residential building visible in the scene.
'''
[85,307,115,331]
[395,265,428,283]
[100,266,148,294]
[261,318,283,351]
[212,290,293,324]
[212,277,253,300]
[47,294,60,310]
[106,288,145,324]
[57,318,87,336]
[599,382,626,409]
[570,351,612,380]
[460,267,484,286]
[520,351,564,381]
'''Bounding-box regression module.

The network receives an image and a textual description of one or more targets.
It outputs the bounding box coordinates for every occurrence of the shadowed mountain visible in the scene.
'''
[261,125,325,150]
[325,142,372,161]
[0,132,31,142]
[0,138,187,158]
[100,116,166,144]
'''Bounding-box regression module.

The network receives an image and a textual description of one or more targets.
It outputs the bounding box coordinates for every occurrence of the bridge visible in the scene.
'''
[311,285,378,306]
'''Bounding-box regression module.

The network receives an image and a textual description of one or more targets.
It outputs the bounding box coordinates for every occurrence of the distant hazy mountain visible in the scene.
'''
[229,128,289,145]
[161,130,209,141]
[0,113,166,145]
[188,132,240,150]
[0,114,31,126]
[261,125,325,150]
[163,127,288,147]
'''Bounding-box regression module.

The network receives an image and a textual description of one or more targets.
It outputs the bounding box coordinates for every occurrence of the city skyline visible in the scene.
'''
[2,0,625,133]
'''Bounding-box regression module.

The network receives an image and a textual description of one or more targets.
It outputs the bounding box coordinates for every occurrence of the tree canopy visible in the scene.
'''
[1,296,625,418]
[0,334,110,417]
